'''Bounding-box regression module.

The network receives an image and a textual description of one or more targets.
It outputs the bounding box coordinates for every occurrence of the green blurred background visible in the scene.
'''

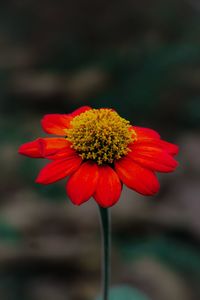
[0,0,200,299]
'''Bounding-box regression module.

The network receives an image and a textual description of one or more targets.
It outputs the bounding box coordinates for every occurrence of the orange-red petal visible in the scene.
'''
[133,126,160,140]
[127,149,178,173]
[47,147,76,160]
[128,140,178,172]
[41,106,92,135]
[93,166,122,207]
[115,157,160,196]
[41,114,73,135]
[19,139,44,158]
[157,140,179,156]
[66,162,99,205]
[40,138,76,159]
[70,106,91,117]
[132,138,179,156]
[18,138,75,159]
[36,155,82,184]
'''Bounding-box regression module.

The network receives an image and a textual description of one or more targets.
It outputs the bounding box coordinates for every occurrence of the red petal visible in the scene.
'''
[133,127,179,155]
[132,138,179,156]
[41,107,92,135]
[41,114,73,135]
[66,162,99,205]
[129,141,162,153]
[127,149,178,173]
[158,140,179,156]
[115,157,160,196]
[19,139,44,158]
[93,166,122,207]
[47,147,76,160]
[19,138,75,159]
[36,155,82,184]
[133,126,160,140]
[128,140,178,172]
[39,138,76,159]
[71,106,91,117]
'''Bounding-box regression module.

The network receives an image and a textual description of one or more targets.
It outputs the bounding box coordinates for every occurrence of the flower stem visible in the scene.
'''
[98,205,111,300]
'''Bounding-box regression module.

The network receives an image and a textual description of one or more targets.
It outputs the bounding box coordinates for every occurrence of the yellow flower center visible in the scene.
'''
[66,108,136,165]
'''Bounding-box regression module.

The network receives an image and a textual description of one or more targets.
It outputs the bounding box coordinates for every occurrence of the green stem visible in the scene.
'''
[98,205,111,300]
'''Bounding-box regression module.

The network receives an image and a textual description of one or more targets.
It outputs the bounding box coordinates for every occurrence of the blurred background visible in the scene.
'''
[0,0,200,299]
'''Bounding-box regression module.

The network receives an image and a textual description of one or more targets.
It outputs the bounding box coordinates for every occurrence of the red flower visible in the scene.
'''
[19,106,179,207]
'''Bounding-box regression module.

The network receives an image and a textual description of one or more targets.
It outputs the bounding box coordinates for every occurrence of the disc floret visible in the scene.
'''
[66,109,136,165]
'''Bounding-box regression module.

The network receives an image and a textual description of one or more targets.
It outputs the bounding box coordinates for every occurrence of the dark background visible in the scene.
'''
[0,0,200,299]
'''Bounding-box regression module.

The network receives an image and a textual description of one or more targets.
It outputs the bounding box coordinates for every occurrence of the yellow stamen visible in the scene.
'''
[66,108,136,165]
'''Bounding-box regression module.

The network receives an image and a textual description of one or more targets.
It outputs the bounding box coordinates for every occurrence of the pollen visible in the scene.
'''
[66,109,136,165]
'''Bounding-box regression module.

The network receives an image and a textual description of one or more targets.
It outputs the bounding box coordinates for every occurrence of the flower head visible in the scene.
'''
[19,106,179,207]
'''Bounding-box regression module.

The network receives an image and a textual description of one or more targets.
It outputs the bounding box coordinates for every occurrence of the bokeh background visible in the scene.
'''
[0,0,200,299]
